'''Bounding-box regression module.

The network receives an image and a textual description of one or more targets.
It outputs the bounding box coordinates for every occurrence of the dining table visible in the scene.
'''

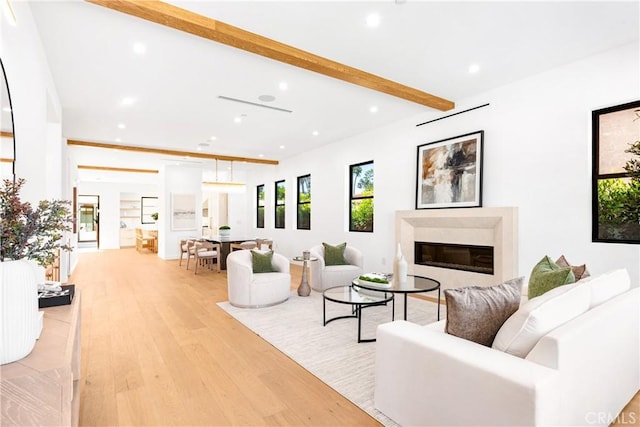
[204,235,258,270]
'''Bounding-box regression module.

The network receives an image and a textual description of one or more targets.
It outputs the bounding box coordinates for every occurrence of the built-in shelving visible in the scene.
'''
[119,196,140,247]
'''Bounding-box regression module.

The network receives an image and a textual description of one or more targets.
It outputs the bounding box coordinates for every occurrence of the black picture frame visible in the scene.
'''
[416,130,484,209]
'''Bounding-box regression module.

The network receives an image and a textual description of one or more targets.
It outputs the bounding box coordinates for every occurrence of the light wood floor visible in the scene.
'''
[72,249,639,426]
[73,248,379,426]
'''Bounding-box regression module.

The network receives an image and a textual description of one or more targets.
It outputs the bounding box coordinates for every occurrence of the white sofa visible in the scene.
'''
[375,269,640,426]
[308,244,363,292]
[226,250,291,308]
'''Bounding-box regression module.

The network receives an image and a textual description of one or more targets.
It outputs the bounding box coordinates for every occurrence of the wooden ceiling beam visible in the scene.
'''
[78,165,159,174]
[67,139,279,165]
[86,0,455,111]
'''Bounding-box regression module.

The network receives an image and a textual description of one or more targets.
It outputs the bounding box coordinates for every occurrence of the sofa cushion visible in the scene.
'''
[589,268,631,308]
[444,277,524,347]
[323,242,348,266]
[555,255,590,281]
[251,250,276,273]
[492,281,591,358]
[528,255,575,299]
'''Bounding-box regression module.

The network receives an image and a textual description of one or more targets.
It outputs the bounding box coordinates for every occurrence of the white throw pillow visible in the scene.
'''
[492,281,590,358]
[589,269,630,308]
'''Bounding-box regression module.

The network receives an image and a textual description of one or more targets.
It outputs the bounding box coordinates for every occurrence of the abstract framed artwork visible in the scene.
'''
[416,130,484,209]
[170,193,196,231]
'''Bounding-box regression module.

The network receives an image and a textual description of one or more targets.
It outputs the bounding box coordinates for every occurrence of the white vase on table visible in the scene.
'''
[0,259,41,365]
[393,243,408,286]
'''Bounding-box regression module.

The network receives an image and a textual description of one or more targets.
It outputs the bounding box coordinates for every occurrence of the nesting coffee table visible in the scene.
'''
[353,274,441,322]
[322,285,393,343]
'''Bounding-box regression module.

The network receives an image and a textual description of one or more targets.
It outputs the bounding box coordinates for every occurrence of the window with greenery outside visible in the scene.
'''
[256,184,265,228]
[297,175,311,230]
[275,180,285,229]
[350,161,374,232]
[593,101,640,243]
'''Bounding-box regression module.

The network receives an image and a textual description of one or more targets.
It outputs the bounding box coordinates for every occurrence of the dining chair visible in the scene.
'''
[184,239,199,269]
[193,241,221,274]
[230,241,258,251]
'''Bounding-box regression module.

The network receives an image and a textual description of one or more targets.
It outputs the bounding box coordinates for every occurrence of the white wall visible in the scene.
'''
[78,181,157,249]
[0,3,62,202]
[158,165,203,259]
[1,4,74,281]
[237,41,640,286]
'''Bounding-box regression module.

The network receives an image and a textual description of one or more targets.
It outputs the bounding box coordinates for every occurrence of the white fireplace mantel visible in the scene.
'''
[396,207,518,293]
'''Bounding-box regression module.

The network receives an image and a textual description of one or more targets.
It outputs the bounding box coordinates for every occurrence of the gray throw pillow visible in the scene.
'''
[444,277,524,347]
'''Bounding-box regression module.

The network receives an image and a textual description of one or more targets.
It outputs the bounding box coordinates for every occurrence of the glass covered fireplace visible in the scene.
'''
[414,241,494,275]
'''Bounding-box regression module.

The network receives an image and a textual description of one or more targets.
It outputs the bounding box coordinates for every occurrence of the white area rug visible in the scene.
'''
[217,290,444,426]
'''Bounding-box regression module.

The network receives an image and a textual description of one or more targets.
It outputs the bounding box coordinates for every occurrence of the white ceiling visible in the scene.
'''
[27,1,639,182]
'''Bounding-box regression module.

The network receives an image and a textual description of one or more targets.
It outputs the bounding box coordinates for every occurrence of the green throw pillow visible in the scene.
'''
[251,250,276,273]
[323,242,348,266]
[528,255,575,299]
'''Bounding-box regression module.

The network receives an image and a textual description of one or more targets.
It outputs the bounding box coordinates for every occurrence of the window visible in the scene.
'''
[256,185,265,228]
[275,180,285,229]
[297,174,311,230]
[349,161,374,232]
[592,100,640,243]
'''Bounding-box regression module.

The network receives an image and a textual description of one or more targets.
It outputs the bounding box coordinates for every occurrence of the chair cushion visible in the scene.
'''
[492,280,591,358]
[251,250,276,273]
[198,250,217,257]
[444,277,523,347]
[323,242,348,266]
[528,255,575,299]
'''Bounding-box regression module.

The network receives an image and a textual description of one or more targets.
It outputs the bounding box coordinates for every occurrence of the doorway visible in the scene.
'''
[78,195,99,249]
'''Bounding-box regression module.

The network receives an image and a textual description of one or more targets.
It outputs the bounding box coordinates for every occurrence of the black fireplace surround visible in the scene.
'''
[414,241,494,275]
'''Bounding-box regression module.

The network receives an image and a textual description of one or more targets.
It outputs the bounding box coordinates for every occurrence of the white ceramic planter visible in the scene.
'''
[219,229,231,237]
[0,259,41,365]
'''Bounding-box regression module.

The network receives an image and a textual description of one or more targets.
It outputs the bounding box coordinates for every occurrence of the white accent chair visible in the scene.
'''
[227,250,291,308]
[308,244,364,292]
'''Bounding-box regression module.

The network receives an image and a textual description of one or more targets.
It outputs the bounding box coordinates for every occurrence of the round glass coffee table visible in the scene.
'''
[322,285,393,343]
[353,275,441,322]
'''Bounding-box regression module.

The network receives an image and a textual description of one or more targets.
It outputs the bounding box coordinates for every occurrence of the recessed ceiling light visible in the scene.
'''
[208,136,217,141]
[279,145,285,149]
[117,123,126,129]
[468,64,480,74]
[369,106,378,113]
[259,154,264,158]
[121,97,136,106]
[259,94,276,102]
[366,13,381,28]
[312,131,319,136]
[115,138,122,142]
[234,117,242,123]
[279,81,288,91]
[133,42,146,55]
